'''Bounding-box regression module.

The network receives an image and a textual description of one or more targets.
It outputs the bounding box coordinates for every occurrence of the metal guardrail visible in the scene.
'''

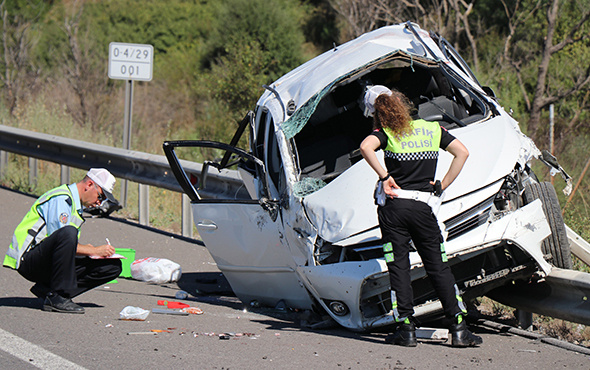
[0,124,245,237]
[488,267,590,326]
[488,225,590,327]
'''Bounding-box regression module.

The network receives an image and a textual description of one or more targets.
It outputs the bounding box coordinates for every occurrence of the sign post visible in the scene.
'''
[108,42,153,207]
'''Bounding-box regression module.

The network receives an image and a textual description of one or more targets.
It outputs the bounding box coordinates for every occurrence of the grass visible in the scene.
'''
[0,98,193,236]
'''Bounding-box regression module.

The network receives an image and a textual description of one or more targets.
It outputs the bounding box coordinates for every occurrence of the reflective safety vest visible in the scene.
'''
[379,119,446,191]
[3,185,84,270]
[383,119,442,154]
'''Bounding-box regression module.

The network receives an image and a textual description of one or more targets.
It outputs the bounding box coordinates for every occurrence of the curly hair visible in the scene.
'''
[373,89,413,138]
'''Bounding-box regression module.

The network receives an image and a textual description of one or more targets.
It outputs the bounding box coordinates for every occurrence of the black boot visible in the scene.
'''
[449,316,482,347]
[43,292,85,314]
[385,320,417,347]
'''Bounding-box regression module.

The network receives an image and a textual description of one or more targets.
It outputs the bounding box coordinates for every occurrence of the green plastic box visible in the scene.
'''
[116,248,136,278]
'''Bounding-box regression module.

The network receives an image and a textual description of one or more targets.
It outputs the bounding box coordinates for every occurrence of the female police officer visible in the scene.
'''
[359,86,482,347]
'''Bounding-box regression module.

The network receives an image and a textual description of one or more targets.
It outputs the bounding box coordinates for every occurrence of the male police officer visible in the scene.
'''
[4,168,122,313]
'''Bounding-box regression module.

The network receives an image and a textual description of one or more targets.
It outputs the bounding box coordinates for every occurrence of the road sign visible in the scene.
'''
[108,42,154,205]
[108,42,153,81]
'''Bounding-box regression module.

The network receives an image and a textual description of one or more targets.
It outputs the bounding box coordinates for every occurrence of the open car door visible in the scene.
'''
[163,112,313,309]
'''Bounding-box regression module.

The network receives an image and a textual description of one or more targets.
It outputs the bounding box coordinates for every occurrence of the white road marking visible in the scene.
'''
[0,328,87,369]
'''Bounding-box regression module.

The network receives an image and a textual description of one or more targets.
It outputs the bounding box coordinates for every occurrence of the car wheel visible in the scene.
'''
[523,182,572,269]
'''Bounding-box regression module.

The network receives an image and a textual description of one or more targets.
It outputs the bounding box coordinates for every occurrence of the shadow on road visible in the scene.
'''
[0,296,43,311]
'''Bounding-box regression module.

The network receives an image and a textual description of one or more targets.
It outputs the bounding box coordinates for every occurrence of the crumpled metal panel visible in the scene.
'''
[302,152,382,243]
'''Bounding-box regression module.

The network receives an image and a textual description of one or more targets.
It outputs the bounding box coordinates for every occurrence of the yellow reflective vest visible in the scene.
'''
[383,119,443,154]
[3,185,84,269]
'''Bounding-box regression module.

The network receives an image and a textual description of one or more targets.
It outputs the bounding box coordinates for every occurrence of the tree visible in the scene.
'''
[62,1,91,125]
[327,0,383,41]
[525,0,590,139]
[0,0,41,115]
[206,0,306,82]
[498,0,544,112]
[328,0,481,72]
[195,0,307,141]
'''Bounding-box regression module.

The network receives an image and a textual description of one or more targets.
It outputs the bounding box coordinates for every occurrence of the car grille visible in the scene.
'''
[360,272,391,318]
[444,195,495,241]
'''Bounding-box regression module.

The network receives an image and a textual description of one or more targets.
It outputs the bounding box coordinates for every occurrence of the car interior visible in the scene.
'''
[293,55,489,184]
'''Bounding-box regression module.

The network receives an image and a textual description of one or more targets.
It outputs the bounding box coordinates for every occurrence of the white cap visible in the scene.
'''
[86,168,116,202]
[363,85,392,117]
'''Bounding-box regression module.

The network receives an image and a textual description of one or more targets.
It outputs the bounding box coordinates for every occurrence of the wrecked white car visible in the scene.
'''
[163,22,573,331]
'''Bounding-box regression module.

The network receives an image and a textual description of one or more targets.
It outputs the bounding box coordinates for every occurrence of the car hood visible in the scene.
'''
[437,114,536,201]
[302,115,536,243]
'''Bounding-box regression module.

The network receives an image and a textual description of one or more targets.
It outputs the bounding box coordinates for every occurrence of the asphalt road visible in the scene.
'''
[0,186,588,369]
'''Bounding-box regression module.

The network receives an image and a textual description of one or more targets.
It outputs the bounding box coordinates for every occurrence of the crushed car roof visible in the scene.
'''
[257,23,470,124]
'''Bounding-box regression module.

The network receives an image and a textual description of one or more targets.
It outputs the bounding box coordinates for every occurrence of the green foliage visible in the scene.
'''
[82,0,211,52]
[30,3,69,70]
[1,0,44,15]
[472,0,509,34]
[300,0,340,52]
[206,0,306,81]
[202,40,268,118]
[184,0,308,142]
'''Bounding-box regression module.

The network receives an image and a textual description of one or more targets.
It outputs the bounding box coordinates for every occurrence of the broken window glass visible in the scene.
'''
[293,177,327,197]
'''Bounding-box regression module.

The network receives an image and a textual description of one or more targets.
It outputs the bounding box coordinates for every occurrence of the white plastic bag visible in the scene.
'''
[130,257,182,284]
[119,306,150,321]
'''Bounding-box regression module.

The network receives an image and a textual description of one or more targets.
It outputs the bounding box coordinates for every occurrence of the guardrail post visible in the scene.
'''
[60,165,70,185]
[0,150,7,178]
[516,309,533,330]
[181,193,193,238]
[138,183,149,226]
[29,157,38,187]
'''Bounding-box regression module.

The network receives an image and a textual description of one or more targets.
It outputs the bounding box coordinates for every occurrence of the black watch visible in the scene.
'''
[380,174,391,182]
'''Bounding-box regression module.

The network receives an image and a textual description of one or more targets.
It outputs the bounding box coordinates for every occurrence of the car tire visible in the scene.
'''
[523,182,573,269]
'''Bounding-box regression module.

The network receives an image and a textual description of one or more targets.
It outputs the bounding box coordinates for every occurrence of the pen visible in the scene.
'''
[106,238,111,246]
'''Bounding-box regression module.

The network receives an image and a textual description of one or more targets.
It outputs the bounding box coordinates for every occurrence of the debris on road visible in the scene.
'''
[119,306,150,321]
[130,257,182,284]
[416,327,448,340]
[127,332,157,335]
[125,327,261,340]
[180,306,203,315]
[157,300,190,309]
[175,290,189,299]
[151,308,189,316]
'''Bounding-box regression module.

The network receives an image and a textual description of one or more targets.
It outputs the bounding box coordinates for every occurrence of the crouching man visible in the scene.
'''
[3,168,122,314]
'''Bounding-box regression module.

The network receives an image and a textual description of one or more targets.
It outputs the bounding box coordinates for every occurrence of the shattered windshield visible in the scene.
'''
[285,53,490,194]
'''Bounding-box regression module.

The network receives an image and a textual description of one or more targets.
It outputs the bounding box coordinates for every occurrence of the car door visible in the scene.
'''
[163,111,312,309]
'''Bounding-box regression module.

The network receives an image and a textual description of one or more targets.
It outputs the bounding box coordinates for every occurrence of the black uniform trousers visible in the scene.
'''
[378,197,465,321]
[17,226,122,298]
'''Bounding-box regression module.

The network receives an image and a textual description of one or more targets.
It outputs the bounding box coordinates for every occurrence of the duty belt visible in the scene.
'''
[392,188,444,217]
[392,189,434,203]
